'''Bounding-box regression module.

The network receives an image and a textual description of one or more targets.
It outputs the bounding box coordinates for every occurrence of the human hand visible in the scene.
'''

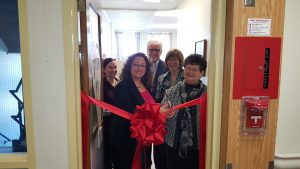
[160,101,175,119]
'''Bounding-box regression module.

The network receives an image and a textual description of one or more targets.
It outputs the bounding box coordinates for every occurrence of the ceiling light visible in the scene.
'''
[143,0,160,3]
[154,10,179,17]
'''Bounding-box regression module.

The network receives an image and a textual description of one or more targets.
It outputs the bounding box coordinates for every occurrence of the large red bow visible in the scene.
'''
[130,103,166,169]
[130,103,166,146]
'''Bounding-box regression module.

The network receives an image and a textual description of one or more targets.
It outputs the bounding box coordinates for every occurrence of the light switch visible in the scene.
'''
[245,0,255,6]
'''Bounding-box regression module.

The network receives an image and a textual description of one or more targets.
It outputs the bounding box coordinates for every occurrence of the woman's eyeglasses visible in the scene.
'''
[132,63,146,69]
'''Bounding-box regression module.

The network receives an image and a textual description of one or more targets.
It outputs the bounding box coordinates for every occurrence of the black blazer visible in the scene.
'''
[109,77,146,169]
[152,59,167,96]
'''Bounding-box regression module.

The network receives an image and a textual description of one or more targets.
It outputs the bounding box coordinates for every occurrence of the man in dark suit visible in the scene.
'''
[147,40,167,96]
[147,40,167,169]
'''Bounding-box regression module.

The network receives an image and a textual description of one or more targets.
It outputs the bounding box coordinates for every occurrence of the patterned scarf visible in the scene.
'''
[177,81,204,158]
[155,70,184,102]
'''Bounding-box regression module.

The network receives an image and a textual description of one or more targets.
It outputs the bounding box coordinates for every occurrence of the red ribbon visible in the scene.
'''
[198,94,207,169]
[81,92,89,169]
[81,91,207,169]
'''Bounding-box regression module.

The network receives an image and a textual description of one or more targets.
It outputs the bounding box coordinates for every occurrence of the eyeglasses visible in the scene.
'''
[148,48,161,52]
[184,67,200,73]
[132,63,146,69]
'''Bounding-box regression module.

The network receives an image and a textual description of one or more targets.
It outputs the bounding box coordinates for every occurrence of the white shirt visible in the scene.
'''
[151,60,160,79]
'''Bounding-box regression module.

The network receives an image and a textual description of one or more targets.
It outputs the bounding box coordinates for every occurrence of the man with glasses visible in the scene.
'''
[146,40,167,169]
[147,40,167,96]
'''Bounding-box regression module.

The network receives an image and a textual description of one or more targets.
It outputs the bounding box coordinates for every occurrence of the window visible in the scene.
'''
[0,0,27,154]
[115,31,173,61]
[115,31,140,61]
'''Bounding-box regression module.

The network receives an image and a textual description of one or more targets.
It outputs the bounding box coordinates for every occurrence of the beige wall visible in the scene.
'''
[100,10,113,59]
[177,0,211,57]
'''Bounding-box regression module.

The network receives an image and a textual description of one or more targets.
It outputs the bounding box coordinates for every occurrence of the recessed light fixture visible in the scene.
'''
[143,0,160,3]
[154,10,179,17]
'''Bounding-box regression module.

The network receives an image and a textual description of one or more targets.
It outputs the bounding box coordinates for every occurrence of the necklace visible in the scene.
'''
[137,84,144,89]
[134,79,144,89]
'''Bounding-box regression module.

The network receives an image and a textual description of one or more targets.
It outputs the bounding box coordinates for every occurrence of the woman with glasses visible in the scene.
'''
[109,52,154,169]
[155,49,185,103]
[160,54,207,169]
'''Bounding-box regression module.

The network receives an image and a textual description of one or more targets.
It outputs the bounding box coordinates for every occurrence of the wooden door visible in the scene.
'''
[78,0,103,168]
[219,1,285,169]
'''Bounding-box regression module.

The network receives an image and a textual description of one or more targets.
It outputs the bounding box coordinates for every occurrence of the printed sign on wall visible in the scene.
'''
[248,18,271,36]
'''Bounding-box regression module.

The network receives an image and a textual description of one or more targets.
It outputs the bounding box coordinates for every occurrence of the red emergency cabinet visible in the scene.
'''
[233,37,281,99]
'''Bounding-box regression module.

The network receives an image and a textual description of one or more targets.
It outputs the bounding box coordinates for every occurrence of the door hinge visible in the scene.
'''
[225,163,232,169]
[79,44,82,53]
[77,0,85,12]
[268,161,274,169]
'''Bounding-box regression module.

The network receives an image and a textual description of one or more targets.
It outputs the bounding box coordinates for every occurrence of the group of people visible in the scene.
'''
[102,40,207,169]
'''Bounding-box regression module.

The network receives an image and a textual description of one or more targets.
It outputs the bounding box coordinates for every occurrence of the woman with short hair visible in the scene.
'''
[153,49,185,169]
[155,49,184,103]
[161,54,207,169]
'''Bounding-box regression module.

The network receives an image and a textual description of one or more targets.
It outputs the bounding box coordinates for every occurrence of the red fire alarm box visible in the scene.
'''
[233,37,281,99]
[240,96,269,135]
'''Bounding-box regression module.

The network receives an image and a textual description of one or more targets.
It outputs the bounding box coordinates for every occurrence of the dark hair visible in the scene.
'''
[184,54,207,73]
[165,49,184,69]
[103,58,116,68]
[120,52,152,89]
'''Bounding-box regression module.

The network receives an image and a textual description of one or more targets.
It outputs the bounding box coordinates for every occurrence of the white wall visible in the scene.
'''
[27,0,69,168]
[176,0,211,57]
[275,0,300,168]
[101,11,113,59]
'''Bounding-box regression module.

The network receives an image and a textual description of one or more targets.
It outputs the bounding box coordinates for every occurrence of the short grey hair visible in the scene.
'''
[147,40,162,49]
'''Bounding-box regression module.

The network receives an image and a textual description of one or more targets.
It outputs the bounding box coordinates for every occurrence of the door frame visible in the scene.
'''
[62,0,82,169]
[206,0,226,169]
[61,0,227,169]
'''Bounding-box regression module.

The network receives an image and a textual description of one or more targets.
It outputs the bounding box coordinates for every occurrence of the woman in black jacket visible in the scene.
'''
[109,52,154,169]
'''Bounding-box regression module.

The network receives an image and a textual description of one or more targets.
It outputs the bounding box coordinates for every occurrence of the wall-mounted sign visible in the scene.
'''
[247,18,271,36]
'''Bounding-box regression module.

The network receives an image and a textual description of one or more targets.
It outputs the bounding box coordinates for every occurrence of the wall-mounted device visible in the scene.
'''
[240,96,269,135]
[233,37,281,99]
[245,0,255,6]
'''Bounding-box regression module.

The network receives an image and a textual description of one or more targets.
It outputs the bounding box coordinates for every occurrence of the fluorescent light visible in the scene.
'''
[143,0,160,3]
[154,10,179,17]
[149,24,178,29]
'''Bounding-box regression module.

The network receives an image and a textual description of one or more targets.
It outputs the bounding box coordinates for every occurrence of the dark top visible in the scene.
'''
[151,59,167,96]
[162,80,207,150]
[109,77,149,169]
[102,77,118,169]
[103,77,118,105]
